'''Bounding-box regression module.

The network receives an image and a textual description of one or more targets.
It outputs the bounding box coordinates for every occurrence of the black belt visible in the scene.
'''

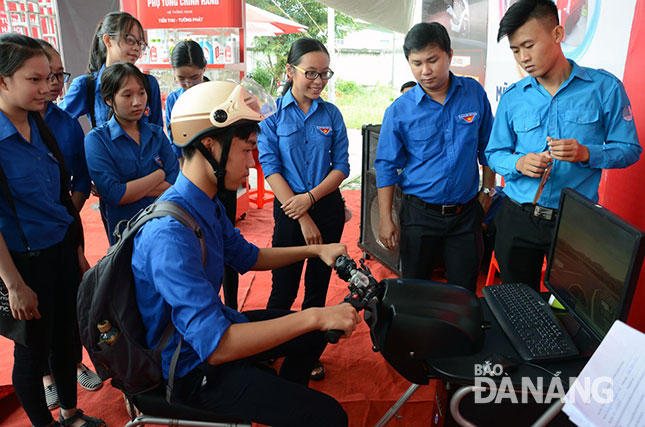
[404,194,477,216]
[509,197,558,221]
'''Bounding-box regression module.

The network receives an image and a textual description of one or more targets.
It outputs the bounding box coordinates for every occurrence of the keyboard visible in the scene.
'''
[483,283,579,362]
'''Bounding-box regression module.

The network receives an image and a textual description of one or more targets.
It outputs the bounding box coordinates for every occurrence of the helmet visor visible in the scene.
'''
[240,77,277,119]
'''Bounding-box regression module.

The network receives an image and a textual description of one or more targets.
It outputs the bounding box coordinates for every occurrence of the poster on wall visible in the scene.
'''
[422,0,489,85]
[484,0,637,112]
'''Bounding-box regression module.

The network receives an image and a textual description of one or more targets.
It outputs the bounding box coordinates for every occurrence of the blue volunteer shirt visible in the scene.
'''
[85,117,179,244]
[44,103,91,196]
[375,75,493,204]
[132,172,259,379]
[59,64,163,127]
[485,61,641,209]
[257,89,350,194]
[164,87,185,159]
[0,111,72,251]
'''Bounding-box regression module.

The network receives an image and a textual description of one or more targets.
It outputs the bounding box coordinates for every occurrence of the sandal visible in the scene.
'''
[59,409,106,427]
[77,365,103,391]
[310,360,326,381]
[44,383,59,410]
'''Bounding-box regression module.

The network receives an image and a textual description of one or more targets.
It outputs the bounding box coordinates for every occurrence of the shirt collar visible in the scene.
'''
[173,172,219,223]
[280,88,321,114]
[107,115,152,145]
[44,102,58,121]
[521,59,590,90]
[96,64,106,81]
[0,110,19,140]
[414,72,462,105]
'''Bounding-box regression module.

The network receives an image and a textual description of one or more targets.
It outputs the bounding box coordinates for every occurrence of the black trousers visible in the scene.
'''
[399,195,484,293]
[267,189,345,310]
[493,197,557,292]
[173,309,347,427]
[218,189,240,310]
[11,231,80,427]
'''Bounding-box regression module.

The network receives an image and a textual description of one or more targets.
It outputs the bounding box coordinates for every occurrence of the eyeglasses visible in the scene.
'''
[47,71,71,83]
[121,33,148,52]
[291,64,334,81]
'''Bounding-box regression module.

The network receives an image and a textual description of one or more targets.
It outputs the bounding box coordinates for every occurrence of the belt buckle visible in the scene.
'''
[533,205,554,221]
[441,204,459,215]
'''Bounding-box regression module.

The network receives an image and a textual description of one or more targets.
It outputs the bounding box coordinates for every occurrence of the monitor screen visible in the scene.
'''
[544,188,645,342]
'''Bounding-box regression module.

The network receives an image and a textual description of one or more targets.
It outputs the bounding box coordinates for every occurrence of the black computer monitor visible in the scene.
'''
[544,188,645,343]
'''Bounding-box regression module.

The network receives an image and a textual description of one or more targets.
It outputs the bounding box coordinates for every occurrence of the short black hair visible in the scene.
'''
[497,0,559,42]
[400,81,416,93]
[182,121,261,160]
[403,22,451,59]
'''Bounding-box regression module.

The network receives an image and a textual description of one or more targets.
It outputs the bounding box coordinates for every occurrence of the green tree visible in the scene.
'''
[247,0,362,94]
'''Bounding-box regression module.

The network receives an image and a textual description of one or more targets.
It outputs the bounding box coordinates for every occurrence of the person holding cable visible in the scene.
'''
[376,22,495,293]
[131,79,359,426]
[486,0,641,291]
[257,38,350,380]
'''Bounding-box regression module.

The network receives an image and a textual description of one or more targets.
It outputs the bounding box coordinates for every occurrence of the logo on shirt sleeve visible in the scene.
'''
[317,126,332,135]
[154,155,163,168]
[458,112,478,123]
[622,105,633,122]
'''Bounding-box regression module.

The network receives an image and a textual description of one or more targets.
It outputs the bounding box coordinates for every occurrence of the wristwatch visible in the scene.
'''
[481,187,496,197]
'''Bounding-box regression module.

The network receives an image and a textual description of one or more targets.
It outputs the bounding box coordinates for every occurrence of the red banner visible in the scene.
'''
[121,0,243,29]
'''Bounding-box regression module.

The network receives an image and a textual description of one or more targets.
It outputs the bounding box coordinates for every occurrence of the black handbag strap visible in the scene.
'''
[0,162,31,252]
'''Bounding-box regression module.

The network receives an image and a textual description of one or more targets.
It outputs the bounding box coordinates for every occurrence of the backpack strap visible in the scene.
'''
[119,200,206,265]
[87,74,97,128]
[126,200,206,403]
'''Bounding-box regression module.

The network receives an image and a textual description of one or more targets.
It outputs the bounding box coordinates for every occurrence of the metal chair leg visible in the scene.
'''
[374,383,421,427]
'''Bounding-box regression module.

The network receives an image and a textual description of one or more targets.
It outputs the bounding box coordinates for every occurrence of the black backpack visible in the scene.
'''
[77,201,206,400]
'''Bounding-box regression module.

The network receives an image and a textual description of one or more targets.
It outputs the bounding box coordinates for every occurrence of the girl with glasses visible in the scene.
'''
[257,37,350,381]
[59,11,163,129]
[165,40,208,163]
[84,62,179,245]
[35,39,103,411]
[0,33,105,427]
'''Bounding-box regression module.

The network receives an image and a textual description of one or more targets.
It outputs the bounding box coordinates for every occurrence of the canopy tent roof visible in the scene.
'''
[317,0,416,34]
[246,3,307,37]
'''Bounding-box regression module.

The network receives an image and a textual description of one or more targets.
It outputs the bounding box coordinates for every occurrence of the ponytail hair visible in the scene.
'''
[88,11,144,74]
[0,33,49,77]
[282,37,329,96]
[171,40,207,69]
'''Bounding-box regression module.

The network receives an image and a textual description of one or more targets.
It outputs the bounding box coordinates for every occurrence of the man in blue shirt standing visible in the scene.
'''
[131,80,360,426]
[376,22,495,293]
[486,0,641,291]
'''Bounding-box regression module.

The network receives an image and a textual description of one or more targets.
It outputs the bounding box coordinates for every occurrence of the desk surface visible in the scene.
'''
[427,295,592,389]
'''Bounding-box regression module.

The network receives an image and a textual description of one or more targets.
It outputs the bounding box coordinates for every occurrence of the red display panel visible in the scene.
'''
[121,0,243,29]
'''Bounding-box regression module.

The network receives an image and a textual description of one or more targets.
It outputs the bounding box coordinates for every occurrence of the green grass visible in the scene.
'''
[332,85,398,129]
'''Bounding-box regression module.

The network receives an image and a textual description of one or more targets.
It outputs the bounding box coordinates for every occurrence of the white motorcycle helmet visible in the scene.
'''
[170,78,276,183]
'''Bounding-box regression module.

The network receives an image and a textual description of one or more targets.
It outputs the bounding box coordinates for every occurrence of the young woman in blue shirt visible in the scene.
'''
[36,39,103,410]
[85,62,179,245]
[59,11,162,128]
[0,33,104,427]
[165,40,208,163]
[257,38,350,380]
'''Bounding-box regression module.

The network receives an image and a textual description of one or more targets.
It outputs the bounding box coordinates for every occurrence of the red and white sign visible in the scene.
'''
[121,0,243,29]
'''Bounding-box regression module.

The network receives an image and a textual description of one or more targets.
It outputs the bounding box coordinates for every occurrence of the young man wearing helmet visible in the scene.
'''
[131,80,359,426]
